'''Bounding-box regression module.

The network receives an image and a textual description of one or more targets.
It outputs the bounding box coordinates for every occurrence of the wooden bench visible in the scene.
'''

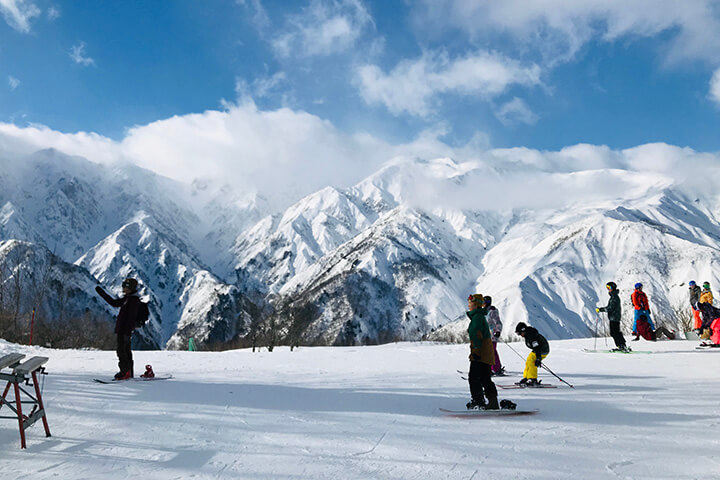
[0,353,52,448]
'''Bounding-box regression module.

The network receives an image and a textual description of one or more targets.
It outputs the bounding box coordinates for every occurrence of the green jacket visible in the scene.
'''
[467,307,495,365]
[599,290,622,323]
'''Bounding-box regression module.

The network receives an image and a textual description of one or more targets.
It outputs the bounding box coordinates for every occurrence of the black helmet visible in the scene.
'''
[121,277,138,292]
[483,295,492,306]
[606,281,617,291]
[515,322,527,334]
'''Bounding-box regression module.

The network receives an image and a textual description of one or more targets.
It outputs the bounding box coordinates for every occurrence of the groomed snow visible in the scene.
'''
[1,337,718,479]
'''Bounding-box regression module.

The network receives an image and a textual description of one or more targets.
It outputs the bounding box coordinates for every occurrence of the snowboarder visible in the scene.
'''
[689,281,703,331]
[700,281,714,305]
[96,277,144,380]
[514,322,550,386]
[633,314,676,341]
[596,281,630,352]
[631,283,655,335]
[465,294,499,410]
[483,296,505,376]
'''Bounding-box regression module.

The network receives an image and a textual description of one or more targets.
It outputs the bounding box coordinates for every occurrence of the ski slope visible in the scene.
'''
[1,337,718,479]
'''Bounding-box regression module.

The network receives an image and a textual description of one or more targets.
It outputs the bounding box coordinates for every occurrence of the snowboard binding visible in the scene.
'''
[140,364,155,379]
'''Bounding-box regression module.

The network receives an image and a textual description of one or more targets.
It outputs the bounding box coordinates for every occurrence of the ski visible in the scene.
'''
[439,408,538,417]
[497,383,556,389]
[93,374,173,384]
[695,343,720,350]
[582,348,651,354]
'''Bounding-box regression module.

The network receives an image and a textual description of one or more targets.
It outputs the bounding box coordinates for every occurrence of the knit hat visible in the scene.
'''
[467,294,484,304]
[121,278,138,292]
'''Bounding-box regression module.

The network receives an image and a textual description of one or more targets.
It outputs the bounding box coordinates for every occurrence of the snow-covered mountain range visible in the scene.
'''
[1,146,720,349]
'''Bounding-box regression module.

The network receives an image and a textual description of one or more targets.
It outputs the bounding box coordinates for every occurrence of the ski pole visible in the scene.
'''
[540,362,574,388]
[594,311,601,350]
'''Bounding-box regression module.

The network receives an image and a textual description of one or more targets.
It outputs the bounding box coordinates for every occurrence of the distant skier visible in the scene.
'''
[633,314,676,341]
[514,322,550,386]
[700,281,714,305]
[696,301,720,340]
[596,281,630,352]
[483,296,505,376]
[465,294,499,410]
[631,283,655,336]
[688,281,703,332]
[96,277,144,380]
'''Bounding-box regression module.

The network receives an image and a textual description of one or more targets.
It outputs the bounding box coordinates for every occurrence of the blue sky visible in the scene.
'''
[1,1,720,204]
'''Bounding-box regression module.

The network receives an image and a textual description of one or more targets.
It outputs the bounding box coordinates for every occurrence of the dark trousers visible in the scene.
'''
[116,334,133,376]
[468,361,497,404]
[609,321,626,348]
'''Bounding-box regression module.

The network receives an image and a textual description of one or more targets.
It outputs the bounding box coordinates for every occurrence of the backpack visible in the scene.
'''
[135,301,150,328]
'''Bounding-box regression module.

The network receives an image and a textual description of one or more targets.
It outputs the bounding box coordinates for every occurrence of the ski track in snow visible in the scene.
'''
[0,338,719,479]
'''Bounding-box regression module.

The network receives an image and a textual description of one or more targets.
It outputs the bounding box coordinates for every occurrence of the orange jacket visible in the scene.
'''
[631,290,649,311]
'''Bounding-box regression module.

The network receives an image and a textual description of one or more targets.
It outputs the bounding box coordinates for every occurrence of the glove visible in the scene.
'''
[469,353,481,362]
[595,308,600,313]
[534,357,542,367]
[493,331,501,339]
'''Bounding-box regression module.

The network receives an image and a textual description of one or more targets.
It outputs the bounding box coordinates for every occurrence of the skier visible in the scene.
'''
[631,283,655,336]
[700,281,714,305]
[689,281,703,332]
[483,296,505,376]
[596,281,630,352]
[465,294,499,410]
[696,301,720,340]
[633,314,676,341]
[96,277,144,380]
[514,322,550,386]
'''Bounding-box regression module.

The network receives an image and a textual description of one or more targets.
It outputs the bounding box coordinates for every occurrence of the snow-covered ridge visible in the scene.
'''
[2,147,720,348]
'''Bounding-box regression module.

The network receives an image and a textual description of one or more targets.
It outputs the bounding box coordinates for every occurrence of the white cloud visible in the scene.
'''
[0,0,40,33]
[69,42,95,66]
[1,103,717,213]
[356,50,541,117]
[494,97,538,126]
[413,0,720,66]
[236,0,269,30]
[272,0,373,58]
[8,75,20,90]
[710,68,720,106]
[46,5,59,21]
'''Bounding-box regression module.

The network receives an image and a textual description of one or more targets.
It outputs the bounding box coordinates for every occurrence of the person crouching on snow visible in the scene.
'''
[633,314,676,341]
[465,294,499,410]
[515,322,549,387]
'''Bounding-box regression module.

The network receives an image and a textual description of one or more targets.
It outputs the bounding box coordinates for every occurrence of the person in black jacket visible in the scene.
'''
[96,277,143,380]
[514,322,549,387]
[596,281,630,352]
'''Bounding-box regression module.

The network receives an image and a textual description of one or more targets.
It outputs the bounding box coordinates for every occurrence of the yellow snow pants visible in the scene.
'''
[524,352,548,379]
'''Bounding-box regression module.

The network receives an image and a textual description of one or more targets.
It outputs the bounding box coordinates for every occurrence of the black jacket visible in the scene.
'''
[697,302,720,330]
[96,287,142,335]
[599,290,622,323]
[524,326,550,357]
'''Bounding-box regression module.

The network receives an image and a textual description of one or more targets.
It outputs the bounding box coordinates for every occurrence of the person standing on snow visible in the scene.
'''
[689,281,703,332]
[514,322,550,387]
[465,294,499,410]
[631,283,655,338]
[596,281,630,352]
[96,277,143,380]
[483,296,505,376]
[700,281,713,305]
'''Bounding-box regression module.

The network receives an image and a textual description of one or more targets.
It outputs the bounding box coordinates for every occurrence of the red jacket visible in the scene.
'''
[635,316,655,340]
[631,290,649,310]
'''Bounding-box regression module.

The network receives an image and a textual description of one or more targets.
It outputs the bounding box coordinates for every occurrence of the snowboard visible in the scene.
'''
[439,407,538,417]
[582,348,651,354]
[93,374,173,384]
[497,382,556,389]
[695,343,720,350]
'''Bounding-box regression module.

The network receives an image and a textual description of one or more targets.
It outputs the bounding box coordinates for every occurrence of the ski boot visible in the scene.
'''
[141,364,155,379]
[526,378,540,387]
[491,367,506,377]
[515,378,528,386]
[113,371,132,381]
[466,399,485,410]
[484,396,499,410]
[500,399,517,410]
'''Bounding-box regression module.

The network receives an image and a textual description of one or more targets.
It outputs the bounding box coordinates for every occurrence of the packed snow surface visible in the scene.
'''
[1,338,718,479]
